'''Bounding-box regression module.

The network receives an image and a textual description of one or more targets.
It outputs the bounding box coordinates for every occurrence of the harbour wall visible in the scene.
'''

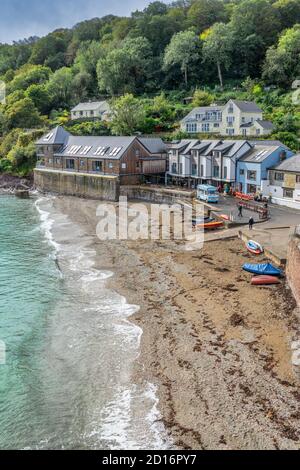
[34,168,119,202]
[287,230,300,307]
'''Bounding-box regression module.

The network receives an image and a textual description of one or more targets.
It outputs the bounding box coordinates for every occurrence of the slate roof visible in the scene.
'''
[239,145,280,163]
[139,137,167,154]
[272,154,300,173]
[36,126,70,145]
[181,105,224,123]
[255,119,274,130]
[71,101,110,112]
[231,100,262,113]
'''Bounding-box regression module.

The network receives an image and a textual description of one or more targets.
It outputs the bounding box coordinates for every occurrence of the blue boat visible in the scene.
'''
[243,263,282,277]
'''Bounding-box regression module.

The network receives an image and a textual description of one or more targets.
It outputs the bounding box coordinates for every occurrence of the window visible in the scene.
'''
[55,158,61,165]
[108,162,113,169]
[80,160,85,166]
[241,117,245,124]
[191,164,197,176]
[66,159,75,170]
[239,169,245,176]
[283,188,293,199]
[202,123,210,132]
[200,164,204,177]
[226,128,234,136]
[121,163,127,169]
[186,123,197,132]
[247,170,257,181]
[296,175,300,183]
[92,161,103,172]
[275,172,284,181]
[179,163,183,174]
[90,110,94,116]
[213,166,219,178]
[247,184,257,194]
[223,166,228,179]
[228,105,234,113]
[214,123,219,128]
[256,129,261,136]
[171,163,177,174]
[80,111,83,116]
[242,129,247,136]
[136,161,140,169]
[226,116,235,124]
[135,149,140,157]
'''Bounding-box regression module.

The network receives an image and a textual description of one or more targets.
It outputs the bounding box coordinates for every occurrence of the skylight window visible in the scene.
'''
[43,133,54,142]
[94,146,103,156]
[80,146,92,155]
[100,146,110,156]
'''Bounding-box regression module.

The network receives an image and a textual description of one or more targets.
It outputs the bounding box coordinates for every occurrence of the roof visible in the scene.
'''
[139,137,167,154]
[54,136,136,159]
[181,105,224,123]
[230,100,262,113]
[71,101,110,112]
[36,126,70,145]
[255,119,274,130]
[251,140,291,151]
[239,145,280,163]
[271,154,300,173]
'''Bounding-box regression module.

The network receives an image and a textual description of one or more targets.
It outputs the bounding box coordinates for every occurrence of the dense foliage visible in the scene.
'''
[0,0,299,174]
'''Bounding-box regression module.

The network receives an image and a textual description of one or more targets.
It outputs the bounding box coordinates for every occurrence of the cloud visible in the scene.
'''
[0,0,152,43]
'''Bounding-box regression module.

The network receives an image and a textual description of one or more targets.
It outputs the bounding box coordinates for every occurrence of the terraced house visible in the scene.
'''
[181,99,274,137]
[34,126,167,200]
[167,139,252,188]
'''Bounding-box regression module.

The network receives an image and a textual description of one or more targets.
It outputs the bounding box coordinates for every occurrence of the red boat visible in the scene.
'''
[251,275,281,286]
[196,220,224,230]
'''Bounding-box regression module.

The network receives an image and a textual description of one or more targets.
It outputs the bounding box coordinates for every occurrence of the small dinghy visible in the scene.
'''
[196,220,224,230]
[251,275,281,286]
[243,263,282,277]
[246,240,264,255]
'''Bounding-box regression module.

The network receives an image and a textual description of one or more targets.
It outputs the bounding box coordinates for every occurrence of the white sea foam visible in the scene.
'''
[33,195,172,450]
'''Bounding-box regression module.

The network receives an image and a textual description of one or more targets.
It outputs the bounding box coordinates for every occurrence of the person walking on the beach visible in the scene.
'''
[238,205,243,218]
[249,216,254,230]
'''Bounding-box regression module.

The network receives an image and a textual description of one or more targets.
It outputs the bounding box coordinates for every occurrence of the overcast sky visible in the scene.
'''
[0,0,161,44]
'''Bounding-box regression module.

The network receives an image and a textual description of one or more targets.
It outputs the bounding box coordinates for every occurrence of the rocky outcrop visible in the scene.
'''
[0,174,33,193]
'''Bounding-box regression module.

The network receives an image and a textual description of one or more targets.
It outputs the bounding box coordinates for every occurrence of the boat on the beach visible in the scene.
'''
[195,220,224,230]
[243,263,282,277]
[251,275,281,286]
[246,240,264,255]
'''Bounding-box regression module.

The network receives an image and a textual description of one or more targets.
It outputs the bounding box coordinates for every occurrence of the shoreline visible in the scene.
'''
[45,195,300,449]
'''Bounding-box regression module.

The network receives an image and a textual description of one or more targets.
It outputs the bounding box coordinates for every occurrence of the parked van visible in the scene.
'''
[197,184,219,203]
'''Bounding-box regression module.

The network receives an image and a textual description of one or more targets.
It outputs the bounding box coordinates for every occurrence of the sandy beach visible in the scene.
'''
[53,195,300,450]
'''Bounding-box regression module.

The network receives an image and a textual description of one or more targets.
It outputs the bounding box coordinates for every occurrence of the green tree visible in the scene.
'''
[273,0,300,30]
[5,97,43,129]
[8,64,51,93]
[192,89,214,106]
[202,23,233,89]
[263,25,300,87]
[163,30,201,87]
[97,37,153,95]
[110,94,146,135]
[187,0,227,33]
[47,67,74,107]
[25,84,53,115]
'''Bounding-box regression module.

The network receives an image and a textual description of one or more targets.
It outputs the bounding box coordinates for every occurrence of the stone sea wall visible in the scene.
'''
[287,231,300,307]
[34,168,119,202]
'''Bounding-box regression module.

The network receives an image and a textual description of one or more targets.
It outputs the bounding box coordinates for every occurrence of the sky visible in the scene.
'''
[0,0,160,44]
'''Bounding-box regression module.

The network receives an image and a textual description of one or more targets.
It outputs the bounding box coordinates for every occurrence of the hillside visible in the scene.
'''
[0,0,299,175]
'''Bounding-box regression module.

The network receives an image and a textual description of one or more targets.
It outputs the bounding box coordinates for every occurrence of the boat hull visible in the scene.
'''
[243,263,282,277]
[251,275,281,286]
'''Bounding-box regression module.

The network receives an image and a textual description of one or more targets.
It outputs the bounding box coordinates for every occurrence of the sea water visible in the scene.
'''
[0,195,170,450]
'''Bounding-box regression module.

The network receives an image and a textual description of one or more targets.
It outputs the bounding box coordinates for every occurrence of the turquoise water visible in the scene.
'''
[0,195,170,450]
[0,195,64,448]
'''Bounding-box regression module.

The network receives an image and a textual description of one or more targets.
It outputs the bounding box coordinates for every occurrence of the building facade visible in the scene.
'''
[181,99,273,137]
[236,144,294,194]
[71,101,111,121]
[266,154,300,209]
[35,126,167,185]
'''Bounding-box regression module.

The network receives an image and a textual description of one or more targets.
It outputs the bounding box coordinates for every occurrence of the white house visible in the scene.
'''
[71,101,111,121]
[167,138,252,188]
[265,154,300,209]
[181,100,273,137]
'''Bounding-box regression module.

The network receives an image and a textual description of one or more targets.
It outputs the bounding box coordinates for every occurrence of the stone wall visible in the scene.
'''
[287,231,300,307]
[34,168,119,201]
[120,185,195,205]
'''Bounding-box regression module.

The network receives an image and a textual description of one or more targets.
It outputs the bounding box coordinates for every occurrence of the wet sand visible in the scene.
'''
[54,195,300,450]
